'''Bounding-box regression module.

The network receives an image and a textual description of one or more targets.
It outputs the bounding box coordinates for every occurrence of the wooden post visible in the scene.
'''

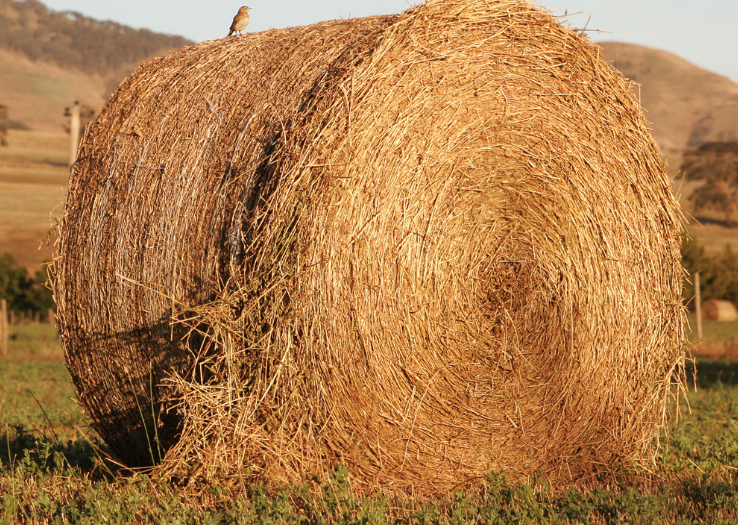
[0,104,8,146]
[694,271,703,342]
[69,101,81,165]
[1,299,7,358]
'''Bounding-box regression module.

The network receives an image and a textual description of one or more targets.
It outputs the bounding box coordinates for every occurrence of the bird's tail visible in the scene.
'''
[228,30,234,36]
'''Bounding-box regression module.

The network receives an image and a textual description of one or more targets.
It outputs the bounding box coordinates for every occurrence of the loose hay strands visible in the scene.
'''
[54,0,686,496]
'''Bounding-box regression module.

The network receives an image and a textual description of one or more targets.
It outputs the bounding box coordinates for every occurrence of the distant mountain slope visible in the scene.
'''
[0,0,193,132]
[0,48,107,132]
[600,42,738,161]
[0,0,191,77]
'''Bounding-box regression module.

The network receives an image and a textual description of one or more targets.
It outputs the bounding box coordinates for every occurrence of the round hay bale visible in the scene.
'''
[53,0,685,494]
[702,299,738,322]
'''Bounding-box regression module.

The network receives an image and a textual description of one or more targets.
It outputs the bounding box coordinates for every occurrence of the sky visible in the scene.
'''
[39,0,738,84]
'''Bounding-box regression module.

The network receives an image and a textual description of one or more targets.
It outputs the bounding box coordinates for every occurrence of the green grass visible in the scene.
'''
[686,314,738,343]
[2,332,738,523]
[5,325,63,360]
[0,360,83,440]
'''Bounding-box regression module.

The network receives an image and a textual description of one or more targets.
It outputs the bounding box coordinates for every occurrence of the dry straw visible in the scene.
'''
[54,0,686,496]
[702,299,738,322]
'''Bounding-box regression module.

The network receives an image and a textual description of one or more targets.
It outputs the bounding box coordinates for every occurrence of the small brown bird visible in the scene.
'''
[228,6,252,36]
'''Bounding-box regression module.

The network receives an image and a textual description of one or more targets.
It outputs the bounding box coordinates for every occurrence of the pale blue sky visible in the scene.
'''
[39,0,738,84]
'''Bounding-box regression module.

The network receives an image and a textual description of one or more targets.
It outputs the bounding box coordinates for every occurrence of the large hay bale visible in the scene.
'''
[54,0,685,495]
[702,299,738,322]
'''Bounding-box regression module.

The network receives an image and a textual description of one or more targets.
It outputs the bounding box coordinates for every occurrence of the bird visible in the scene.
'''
[228,6,252,36]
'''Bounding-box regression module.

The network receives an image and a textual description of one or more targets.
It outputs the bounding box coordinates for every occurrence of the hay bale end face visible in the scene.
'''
[54,0,685,495]
[702,299,738,322]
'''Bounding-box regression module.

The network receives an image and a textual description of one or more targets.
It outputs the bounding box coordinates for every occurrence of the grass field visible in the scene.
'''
[0,130,69,270]
[2,325,738,523]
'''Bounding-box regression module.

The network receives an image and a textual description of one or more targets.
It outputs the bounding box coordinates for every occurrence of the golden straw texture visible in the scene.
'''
[54,0,685,496]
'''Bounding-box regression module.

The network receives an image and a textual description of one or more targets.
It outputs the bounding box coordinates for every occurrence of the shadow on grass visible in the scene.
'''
[687,359,738,389]
[0,424,118,480]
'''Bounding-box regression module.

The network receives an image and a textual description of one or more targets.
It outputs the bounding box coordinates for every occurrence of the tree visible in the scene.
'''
[0,253,54,314]
[681,141,738,227]
[711,244,738,306]
[0,252,31,309]
[681,236,738,309]
[681,235,713,309]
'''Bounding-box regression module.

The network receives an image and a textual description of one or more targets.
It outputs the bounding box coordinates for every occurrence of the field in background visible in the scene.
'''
[677,178,738,255]
[0,130,68,269]
[0,129,736,276]
[2,324,738,522]
[687,222,737,255]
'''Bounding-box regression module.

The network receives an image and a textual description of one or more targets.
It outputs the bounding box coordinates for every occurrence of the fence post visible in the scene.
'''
[694,271,702,342]
[1,299,7,358]
[69,101,81,165]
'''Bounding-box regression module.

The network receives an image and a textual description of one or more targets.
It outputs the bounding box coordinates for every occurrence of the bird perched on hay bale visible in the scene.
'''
[227,6,251,36]
[55,0,685,497]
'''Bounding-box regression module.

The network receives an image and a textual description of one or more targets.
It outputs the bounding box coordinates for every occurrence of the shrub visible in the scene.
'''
[0,252,53,315]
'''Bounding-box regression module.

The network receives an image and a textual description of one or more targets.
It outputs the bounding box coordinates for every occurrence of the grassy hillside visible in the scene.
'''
[600,42,738,170]
[0,0,191,132]
[0,49,107,133]
[599,42,738,251]
[0,0,191,77]
[0,0,194,270]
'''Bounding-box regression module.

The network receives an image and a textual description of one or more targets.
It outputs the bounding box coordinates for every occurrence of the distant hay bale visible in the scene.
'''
[53,0,685,495]
[702,299,738,322]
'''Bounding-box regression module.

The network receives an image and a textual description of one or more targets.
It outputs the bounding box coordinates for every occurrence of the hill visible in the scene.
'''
[599,42,738,255]
[0,48,108,133]
[0,0,191,77]
[600,42,738,168]
[0,0,194,271]
[0,0,192,132]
